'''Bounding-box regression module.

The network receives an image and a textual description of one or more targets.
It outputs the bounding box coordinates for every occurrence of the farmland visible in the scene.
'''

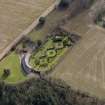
[51,11,105,98]
[0,0,105,99]
[0,0,55,54]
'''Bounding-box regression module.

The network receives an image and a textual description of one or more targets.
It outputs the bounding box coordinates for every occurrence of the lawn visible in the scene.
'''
[29,35,71,72]
[0,52,27,83]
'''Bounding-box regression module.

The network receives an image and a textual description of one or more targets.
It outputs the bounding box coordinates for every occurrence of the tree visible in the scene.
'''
[37,40,42,47]
[0,81,4,98]
[3,69,11,77]
[39,17,46,25]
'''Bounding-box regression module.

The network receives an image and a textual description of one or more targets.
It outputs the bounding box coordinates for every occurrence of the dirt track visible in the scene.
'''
[51,11,105,98]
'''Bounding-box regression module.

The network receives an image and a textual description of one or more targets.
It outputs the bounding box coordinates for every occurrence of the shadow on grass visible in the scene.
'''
[1,74,8,80]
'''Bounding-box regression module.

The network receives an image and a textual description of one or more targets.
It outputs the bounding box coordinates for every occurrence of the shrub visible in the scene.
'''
[39,17,46,25]
[3,69,11,77]
[59,0,70,8]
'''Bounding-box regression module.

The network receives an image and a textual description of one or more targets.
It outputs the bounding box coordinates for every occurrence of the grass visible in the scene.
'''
[0,52,27,84]
[29,35,71,72]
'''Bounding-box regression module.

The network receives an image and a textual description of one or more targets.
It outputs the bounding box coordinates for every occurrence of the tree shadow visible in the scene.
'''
[1,74,8,80]
[35,23,45,30]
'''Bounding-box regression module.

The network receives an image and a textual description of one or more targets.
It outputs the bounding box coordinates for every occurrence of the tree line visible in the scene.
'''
[0,78,105,105]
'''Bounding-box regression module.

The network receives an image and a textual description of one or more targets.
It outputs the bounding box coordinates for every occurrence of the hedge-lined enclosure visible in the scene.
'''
[29,31,80,73]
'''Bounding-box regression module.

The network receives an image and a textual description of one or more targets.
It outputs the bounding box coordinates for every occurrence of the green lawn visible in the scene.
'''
[0,52,27,84]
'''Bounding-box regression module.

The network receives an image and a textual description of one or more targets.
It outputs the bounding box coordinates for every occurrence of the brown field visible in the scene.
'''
[51,11,105,98]
[0,0,55,53]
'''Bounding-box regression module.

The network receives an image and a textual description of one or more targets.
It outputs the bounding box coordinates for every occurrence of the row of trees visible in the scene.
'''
[0,78,105,105]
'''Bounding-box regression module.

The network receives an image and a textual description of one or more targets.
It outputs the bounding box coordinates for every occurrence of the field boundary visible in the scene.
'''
[0,0,60,61]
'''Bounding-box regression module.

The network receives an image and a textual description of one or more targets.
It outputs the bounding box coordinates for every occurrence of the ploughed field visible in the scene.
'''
[0,0,55,54]
[51,11,105,98]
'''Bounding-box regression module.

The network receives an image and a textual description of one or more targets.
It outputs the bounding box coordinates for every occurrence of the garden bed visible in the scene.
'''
[29,33,73,73]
